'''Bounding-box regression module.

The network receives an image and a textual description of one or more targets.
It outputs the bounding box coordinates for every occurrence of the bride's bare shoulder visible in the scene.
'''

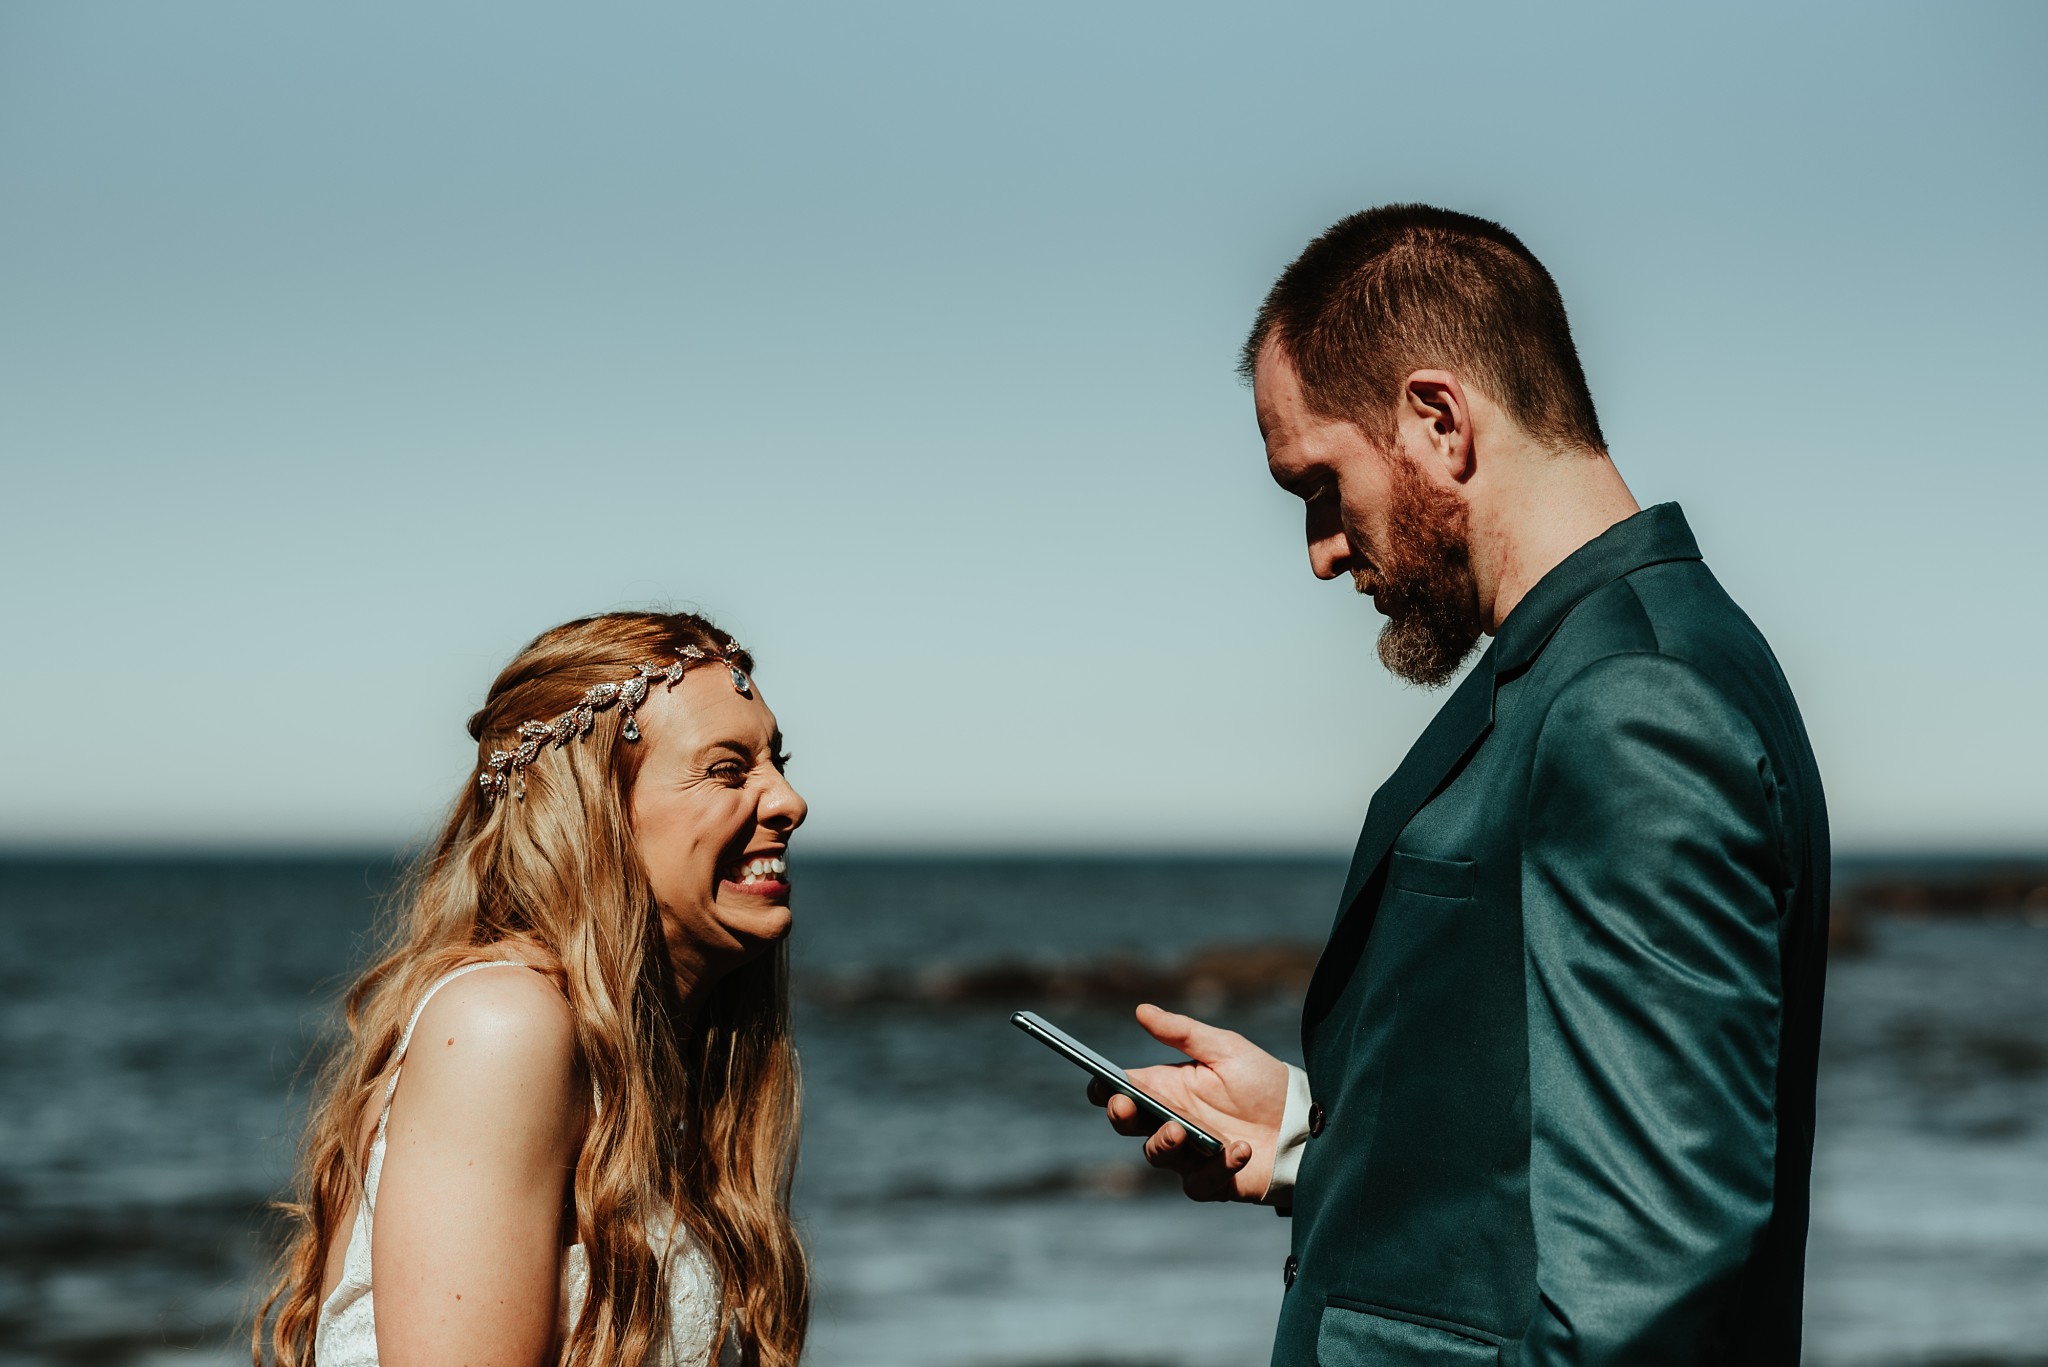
[393,963,582,1126]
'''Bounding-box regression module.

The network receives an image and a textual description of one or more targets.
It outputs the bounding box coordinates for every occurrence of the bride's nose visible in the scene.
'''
[760,772,807,832]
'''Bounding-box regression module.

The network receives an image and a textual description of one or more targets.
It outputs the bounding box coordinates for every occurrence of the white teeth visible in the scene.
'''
[734,856,788,881]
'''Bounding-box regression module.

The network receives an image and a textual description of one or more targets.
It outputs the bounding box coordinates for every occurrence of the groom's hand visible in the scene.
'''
[1087,1003,1289,1203]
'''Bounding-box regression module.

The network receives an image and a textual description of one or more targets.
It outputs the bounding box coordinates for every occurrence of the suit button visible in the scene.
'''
[1307,1102,1326,1138]
[1283,1255,1298,1288]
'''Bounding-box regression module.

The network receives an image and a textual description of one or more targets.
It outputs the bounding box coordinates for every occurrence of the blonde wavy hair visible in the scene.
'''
[254,611,807,1367]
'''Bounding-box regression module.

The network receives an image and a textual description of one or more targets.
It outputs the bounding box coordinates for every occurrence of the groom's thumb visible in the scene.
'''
[1135,1002,1230,1063]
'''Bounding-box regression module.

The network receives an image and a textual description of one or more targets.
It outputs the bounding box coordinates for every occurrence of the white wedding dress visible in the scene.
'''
[314,962,734,1366]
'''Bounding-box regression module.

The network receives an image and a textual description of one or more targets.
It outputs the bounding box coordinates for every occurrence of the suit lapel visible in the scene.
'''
[1296,506,1705,1051]
[1303,649,1497,1036]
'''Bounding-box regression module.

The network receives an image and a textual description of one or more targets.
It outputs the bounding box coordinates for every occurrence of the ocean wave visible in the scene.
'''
[813,1160,1189,1210]
[803,941,1319,1011]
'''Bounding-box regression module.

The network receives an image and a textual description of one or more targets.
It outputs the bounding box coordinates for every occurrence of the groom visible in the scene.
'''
[1094,206,1829,1365]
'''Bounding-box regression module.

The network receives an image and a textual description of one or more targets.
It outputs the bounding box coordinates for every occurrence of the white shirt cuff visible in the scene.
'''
[1259,1064,1313,1205]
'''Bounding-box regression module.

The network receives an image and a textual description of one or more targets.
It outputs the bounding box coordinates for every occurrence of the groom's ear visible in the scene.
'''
[1399,369,1474,483]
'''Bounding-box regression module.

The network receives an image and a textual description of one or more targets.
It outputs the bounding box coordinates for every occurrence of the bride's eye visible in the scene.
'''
[708,759,749,785]
[772,750,793,772]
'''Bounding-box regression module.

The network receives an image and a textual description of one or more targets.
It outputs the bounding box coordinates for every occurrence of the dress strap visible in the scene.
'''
[359,961,539,1219]
[378,961,532,1118]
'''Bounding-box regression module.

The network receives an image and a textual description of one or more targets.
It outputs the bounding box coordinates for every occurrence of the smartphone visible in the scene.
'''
[1010,1009,1224,1157]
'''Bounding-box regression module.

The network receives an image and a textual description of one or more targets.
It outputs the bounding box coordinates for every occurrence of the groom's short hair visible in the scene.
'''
[1242,205,1607,455]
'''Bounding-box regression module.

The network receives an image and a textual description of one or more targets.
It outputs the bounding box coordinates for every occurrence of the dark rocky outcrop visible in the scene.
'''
[806,942,1321,1011]
[1830,862,2048,954]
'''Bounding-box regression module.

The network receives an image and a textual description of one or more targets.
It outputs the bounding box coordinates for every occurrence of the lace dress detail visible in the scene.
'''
[313,962,734,1366]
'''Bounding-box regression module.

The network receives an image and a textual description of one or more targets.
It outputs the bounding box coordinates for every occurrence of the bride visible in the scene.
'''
[255,611,809,1367]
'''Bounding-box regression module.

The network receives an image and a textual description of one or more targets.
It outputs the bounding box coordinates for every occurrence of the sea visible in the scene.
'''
[2,854,2045,1367]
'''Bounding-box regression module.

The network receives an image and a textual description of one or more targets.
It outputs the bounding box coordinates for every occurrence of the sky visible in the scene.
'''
[2,1,2043,854]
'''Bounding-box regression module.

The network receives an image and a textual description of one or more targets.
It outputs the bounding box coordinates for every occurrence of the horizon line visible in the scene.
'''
[2,842,2045,868]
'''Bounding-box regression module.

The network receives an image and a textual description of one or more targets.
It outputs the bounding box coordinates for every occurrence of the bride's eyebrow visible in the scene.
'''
[701,740,753,760]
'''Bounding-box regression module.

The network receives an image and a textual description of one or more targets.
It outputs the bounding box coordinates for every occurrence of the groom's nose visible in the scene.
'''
[1304,491,1354,581]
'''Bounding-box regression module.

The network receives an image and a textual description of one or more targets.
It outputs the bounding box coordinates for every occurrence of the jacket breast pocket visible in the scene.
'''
[1317,1300,1503,1367]
[1385,850,1477,903]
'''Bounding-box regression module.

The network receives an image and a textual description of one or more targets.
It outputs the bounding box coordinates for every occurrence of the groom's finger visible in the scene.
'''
[1142,1119,1189,1166]
[1142,1119,1218,1173]
[1134,1002,1241,1066]
[1099,1091,1158,1138]
[1179,1160,1235,1201]
[1084,1080,1149,1135]
[1177,1138,1252,1202]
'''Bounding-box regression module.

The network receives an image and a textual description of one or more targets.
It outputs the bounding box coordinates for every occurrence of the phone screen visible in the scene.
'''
[1010,1009,1224,1157]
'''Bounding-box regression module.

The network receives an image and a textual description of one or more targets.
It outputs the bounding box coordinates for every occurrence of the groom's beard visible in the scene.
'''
[1361,458,1483,688]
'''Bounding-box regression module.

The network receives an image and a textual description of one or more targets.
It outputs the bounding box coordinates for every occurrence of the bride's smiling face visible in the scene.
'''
[627,665,806,993]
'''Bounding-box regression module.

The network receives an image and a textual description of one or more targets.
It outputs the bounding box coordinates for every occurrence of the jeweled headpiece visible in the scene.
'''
[479,642,751,802]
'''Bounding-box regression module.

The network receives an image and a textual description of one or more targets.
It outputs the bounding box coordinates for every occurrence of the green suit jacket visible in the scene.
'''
[1274,504,1829,1367]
